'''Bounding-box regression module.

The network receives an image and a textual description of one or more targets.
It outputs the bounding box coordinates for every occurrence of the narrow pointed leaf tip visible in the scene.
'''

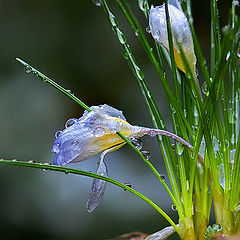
[149,0,196,73]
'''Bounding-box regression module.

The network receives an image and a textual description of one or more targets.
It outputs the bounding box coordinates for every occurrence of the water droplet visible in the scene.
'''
[44,162,51,165]
[134,65,144,80]
[116,28,126,44]
[123,52,128,60]
[172,108,176,114]
[66,89,74,94]
[65,118,78,128]
[230,149,236,164]
[92,0,101,7]
[52,143,60,152]
[72,140,79,145]
[160,175,165,180]
[233,0,239,6]
[141,150,150,160]
[237,48,240,58]
[202,81,208,95]
[146,26,151,33]
[32,70,39,77]
[139,0,148,11]
[171,204,177,211]
[218,163,225,189]
[130,137,143,150]
[24,66,31,73]
[225,139,229,149]
[226,51,230,61]
[94,128,105,137]
[55,130,62,138]
[12,159,18,162]
[65,170,69,175]
[229,109,237,124]
[124,182,132,191]
[175,143,184,156]
[109,12,117,27]
[135,29,139,36]
[213,224,222,232]
[28,160,35,163]
[177,37,183,43]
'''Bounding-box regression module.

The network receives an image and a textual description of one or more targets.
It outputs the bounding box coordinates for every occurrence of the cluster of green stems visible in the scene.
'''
[1,0,240,239]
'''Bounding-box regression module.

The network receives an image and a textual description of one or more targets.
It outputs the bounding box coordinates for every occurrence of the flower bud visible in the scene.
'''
[149,0,196,73]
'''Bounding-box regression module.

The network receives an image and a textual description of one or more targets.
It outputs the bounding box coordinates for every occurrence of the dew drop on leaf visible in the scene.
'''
[141,150,150,160]
[171,204,177,211]
[24,66,31,73]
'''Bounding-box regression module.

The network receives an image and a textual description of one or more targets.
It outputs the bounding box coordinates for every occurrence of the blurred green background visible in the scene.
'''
[0,0,232,239]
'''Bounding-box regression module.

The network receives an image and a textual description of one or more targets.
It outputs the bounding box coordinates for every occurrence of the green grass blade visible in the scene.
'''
[210,0,221,76]
[0,159,179,233]
[16,58,91,112]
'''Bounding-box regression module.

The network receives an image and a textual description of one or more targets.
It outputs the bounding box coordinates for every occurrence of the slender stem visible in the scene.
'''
[145,129,204,165]
[16,58,92,112]
[0,159,180,234]
[117,132,184,218]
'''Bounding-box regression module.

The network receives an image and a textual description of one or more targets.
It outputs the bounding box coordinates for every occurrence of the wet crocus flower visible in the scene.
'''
[149,0,196,73]
[52,104,202,212]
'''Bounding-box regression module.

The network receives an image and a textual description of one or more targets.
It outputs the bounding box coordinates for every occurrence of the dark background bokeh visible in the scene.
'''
[0,1,232,239]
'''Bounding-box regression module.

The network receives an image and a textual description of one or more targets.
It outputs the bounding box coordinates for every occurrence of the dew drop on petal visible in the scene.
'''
[52,143,60,153]
[72,140,79,145]
[55,130,62,138]
[65,118,78,128]
[93,128,106,138]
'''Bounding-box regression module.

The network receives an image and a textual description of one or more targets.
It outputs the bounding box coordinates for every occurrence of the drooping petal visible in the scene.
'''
[86,142,125,213]
[86,157,108,213]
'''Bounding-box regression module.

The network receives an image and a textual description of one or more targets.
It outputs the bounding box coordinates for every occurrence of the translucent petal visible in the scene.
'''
[52,105,143,166]
[149,1,196,73]
[86,159,108,213]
